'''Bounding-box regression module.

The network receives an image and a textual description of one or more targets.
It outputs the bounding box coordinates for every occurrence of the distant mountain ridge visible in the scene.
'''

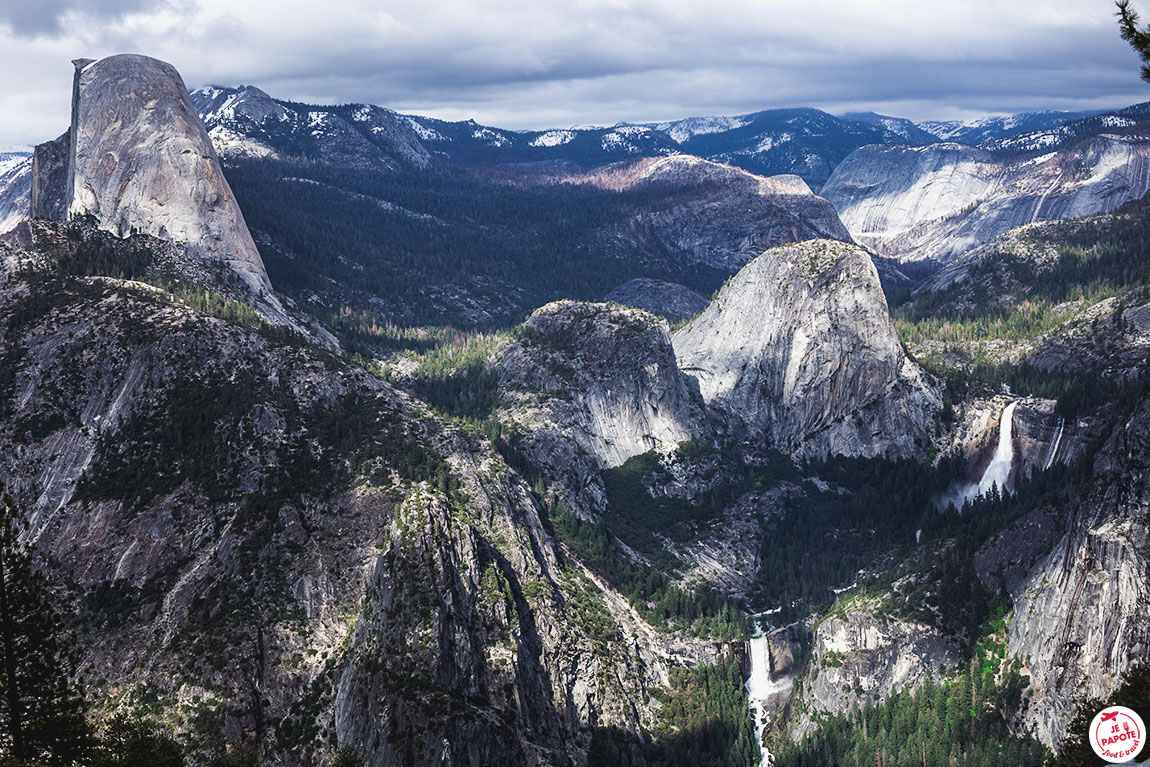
[916,108,1105,145]
[647,107,938,188]
[193,85,938,186]
[187,85,1146,193]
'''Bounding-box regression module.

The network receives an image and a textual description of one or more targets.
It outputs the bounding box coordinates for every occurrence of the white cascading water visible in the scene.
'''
[746,619,794,765]
[976,400,1018,497]
[935,400,1019,511]
[1043,416,1065,471]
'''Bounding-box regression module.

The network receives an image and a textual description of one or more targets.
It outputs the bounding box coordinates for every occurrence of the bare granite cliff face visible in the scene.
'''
[791,598,962,739]
[822,134,1150,264]
[30,135,69,222]
[1006,395,1150,748]
[672,239,940,459]
[496,301,707,518]
[31,55,285,320]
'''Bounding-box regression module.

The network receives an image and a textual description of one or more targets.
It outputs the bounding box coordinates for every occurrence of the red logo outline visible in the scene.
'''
[1091,706,1145,763]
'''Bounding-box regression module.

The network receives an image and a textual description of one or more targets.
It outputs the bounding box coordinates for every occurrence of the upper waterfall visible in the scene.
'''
[935,399,1019,511]
[977,400,1019,498]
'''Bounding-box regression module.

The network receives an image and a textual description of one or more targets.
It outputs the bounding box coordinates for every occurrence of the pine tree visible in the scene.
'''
[0,485,90,765]
[1118,1,1150,82]
[93,713,185,767]
[332,745,367,767]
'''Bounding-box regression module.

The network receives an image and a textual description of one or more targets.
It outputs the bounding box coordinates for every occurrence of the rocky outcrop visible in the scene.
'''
[30,133,69,221]
[0,153,30,235]
[31,55,286,321]
[496,302,707,517]
[672,239,940,459]
[664,484,799,600]
[1026,295,1150,381]
[1006,395,1150,748]
[822,134,1150,264]
[604,278,709,321]
[1011,398,1093,478]
[792,598,962,738]
[946,397,1092,486]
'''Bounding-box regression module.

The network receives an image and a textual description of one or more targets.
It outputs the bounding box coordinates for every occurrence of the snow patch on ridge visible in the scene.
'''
[401,117,447,142]
[472,127,510,147]
[530,130,575,148]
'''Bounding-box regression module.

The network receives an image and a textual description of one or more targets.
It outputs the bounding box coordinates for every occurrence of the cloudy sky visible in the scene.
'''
[0,0,1146,145]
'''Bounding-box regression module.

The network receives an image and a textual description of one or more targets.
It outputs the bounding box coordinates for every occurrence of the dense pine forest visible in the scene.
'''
[589,657,759,767]
[775,664,1048,767]
[223,158,729,331]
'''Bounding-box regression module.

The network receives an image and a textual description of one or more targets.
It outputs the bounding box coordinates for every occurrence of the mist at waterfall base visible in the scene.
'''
[934,400,1019,512]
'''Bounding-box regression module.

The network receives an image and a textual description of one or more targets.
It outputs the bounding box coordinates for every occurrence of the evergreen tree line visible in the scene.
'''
[1048,664,1149,767]
[774,661,1048,767]
[750,456,965,622]
[222,157,729,331]
[589,656,758,767]
[919,351,1146,421]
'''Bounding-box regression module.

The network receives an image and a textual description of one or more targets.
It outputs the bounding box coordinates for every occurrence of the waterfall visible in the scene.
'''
[1043,416,1065,471]
[746,620,795,765]
[935,400,1019,511]
[746,635,773,766]
[977,400,1018,497]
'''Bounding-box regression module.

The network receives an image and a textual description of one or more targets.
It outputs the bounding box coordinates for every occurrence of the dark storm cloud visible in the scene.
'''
[0,0,1147,144]
[0,0,152,36]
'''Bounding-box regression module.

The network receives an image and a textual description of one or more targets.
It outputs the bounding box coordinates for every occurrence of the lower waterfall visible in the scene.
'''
[746,621,794,765]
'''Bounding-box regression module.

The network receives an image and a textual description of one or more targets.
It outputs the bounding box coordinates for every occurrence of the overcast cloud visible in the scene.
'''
[0,0,1146,145]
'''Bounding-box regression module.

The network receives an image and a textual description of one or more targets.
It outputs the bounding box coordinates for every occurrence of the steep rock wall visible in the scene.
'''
[1007,395,1150,748]
[497,301,707,517]
[823,136,1150,264]
[672,239,939,459]
[791,599,962,739]
[33,55,284,319]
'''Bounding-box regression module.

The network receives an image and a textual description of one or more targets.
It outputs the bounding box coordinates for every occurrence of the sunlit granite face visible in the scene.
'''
[61,54,278,304]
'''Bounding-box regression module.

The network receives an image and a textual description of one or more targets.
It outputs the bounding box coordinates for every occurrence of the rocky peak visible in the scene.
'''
[194,84,290,126]
[30,54,287,321]
[672,239,940,459]
[191,85,432,169]
[499,301,707,470]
